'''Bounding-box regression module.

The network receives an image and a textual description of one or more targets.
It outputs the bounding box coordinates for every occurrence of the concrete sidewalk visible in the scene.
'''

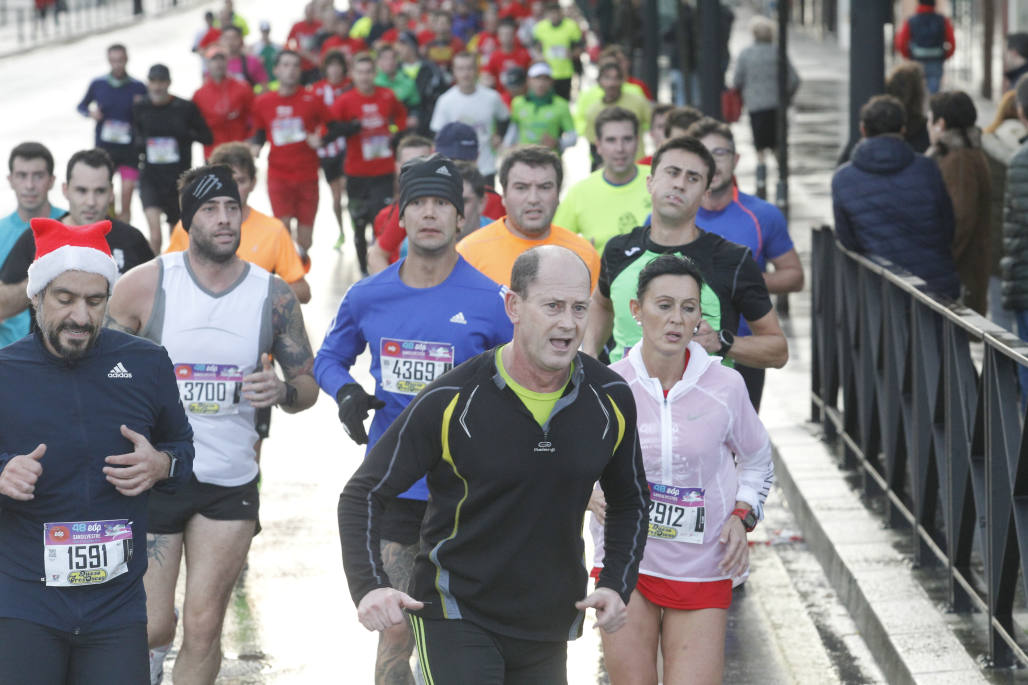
[736,13,1017,684]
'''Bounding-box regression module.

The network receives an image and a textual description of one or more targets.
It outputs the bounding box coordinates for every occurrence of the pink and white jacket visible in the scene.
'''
[591,341,774,582]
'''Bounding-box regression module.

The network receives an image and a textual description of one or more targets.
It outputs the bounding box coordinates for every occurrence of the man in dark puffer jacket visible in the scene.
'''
[832,94,960,299]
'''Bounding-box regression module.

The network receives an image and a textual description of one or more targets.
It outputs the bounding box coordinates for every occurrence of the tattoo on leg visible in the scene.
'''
[147,534,169,566]
[376,540,419,684]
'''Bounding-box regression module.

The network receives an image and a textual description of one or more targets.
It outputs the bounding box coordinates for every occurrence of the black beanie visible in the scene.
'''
[179,165,241,231]
[398,154,465,218]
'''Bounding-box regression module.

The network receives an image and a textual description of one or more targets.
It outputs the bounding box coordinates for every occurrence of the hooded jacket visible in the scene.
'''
[832,134,960,299]
[1001,140,1028,309]
[591,342,773,582]
[0,329,193,633]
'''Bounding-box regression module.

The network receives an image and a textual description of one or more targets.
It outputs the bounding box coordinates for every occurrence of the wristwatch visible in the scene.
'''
[731,507,758,532]
[717,329,735,357]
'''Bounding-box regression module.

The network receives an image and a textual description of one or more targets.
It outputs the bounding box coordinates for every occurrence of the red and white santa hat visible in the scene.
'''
[26,218,118,298]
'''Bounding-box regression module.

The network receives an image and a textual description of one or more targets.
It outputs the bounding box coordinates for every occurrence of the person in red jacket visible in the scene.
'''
[329,52,408,276]
[483,18,531,98]
[320,13,367,65]
[286,1,323,84]
[894,0,955,93]
[192,50,255,160]
[251,50,329,265]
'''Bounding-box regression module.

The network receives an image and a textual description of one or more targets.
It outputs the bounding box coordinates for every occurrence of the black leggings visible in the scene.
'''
[409,615,567,684]
[347,173,394,273]
[0,618,148,685]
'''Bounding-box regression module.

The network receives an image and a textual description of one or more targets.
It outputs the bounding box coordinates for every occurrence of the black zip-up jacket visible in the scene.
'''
[0,329,193,633]
[339,349,649,642]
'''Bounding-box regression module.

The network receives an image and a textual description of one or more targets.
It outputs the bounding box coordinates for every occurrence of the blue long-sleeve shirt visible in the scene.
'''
[0,329,193,633]
[314,257,512,499]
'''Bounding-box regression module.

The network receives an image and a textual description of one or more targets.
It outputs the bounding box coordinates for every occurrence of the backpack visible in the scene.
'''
[908,12,946,60]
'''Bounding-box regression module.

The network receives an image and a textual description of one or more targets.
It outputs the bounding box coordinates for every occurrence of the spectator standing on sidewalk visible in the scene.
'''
[895,0,956,94]
[982,89,1026,330]
[927,90,991,315]
[886,62,931,154]
[832,95,959,300]
[732,16,800,198]
[1000,76,1028,396]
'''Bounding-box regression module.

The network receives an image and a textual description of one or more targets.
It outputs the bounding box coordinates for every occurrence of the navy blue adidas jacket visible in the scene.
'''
[0,329,193,633]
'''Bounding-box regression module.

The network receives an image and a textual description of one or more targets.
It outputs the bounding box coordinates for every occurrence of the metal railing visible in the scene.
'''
[0,0,196,57]
[811,224,1028,668]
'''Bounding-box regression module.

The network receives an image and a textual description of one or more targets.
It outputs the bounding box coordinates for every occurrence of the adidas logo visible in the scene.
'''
[107,362,132,379]
[436,165,452,176]
[449,312,467,324]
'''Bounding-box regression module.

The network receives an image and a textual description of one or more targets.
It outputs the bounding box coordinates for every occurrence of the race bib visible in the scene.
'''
[271,116,308,146]
[647,482,704,544]
[100,119,132,145]
[548,44,568,60]
[380,339,454,396]
[146,137,180,164]
[175,363,244,415]
[44,520,133,587]
[361,134,391,160]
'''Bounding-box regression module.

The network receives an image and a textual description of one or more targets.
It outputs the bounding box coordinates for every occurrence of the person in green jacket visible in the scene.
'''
[506,62,577,152]
[375,43,420,116]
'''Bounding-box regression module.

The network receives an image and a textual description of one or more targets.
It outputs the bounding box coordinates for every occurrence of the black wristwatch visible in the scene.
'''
[717,329,735,357]
[731,507,758,532]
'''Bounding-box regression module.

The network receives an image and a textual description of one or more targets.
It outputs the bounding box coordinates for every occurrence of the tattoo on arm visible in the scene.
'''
[270,277,315,381]
[147,534,170,566]
[104,311,138,335]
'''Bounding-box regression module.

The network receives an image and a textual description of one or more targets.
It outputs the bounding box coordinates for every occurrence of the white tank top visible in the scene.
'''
[143,252,273,486]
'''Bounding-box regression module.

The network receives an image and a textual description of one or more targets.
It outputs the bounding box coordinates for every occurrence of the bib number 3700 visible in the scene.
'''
[43,520,133,587]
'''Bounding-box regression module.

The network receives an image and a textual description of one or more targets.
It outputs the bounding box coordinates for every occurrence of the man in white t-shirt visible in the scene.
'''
[430,51,510,184]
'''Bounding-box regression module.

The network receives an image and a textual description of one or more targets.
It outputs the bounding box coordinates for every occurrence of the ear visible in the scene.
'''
[504,288,520,324]
[859,122,867,138]
[629,298,641,322]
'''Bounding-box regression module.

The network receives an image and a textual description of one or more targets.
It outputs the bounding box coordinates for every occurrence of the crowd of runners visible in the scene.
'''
[0,1,801,683]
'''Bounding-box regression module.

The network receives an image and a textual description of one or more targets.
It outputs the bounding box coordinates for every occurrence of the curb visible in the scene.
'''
[765,418,988,684]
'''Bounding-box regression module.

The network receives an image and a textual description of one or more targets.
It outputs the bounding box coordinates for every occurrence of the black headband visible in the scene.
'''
[180,166,240,231]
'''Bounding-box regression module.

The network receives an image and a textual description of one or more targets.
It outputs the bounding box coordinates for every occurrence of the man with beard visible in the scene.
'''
[105,165,318,685]
[0,217,194,684]
[0,149,155,339]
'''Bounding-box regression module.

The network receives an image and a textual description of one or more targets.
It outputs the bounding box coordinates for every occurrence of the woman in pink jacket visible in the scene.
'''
[589,254,775,685]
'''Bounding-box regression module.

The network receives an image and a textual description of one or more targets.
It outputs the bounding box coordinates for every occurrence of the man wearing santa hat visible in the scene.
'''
[0,218,195,683]
[105,163,319,685]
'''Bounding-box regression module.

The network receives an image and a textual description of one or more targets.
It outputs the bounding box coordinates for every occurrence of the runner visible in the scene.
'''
[582,136,788,370]
[482,18,531,100]
[456,145,600,290]
[0,218,193,684]
[105,165,318,685]
[164,143,311,304]
[430,51,510,185]
[366,134,434,273]
[0,142,63,348]
[132,64,213,253]
[286,2,323,84]
[589,254,774,685]
[311,51,353,247]
[330,52,408,276]
[375,44,420,123]
[506,62,576,152]
[221,25,269,90]
[419,10,465,72]
[77,44,147,223]
[338,244,649,683]
[554,107,651,251]
[638,104,674,166]
[192,49,255,160]
[251,50,330,266]
[531,2,583,100]
[689,117,803,410]
[578,60,650,169]
[315,155,512,684]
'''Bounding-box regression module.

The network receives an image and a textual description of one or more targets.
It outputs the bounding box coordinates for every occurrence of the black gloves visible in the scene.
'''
[336,383,386,445]
[326,119,363,139]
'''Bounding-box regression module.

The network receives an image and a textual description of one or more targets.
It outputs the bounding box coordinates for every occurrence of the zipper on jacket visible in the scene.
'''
[661,395,673,483]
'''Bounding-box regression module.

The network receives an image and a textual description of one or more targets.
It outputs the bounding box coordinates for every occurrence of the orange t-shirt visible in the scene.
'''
[165,207,306,284]
[456,217,600,292]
